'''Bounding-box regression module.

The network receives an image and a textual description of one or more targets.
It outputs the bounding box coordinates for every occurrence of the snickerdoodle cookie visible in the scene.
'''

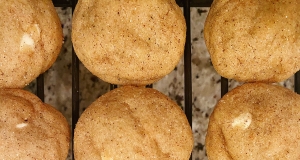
[204,0,300,82]
[0,0,63,88]
[74,86,193,160]
[206,83,300,159]
[72,0,186,85]
[0,89,70,159]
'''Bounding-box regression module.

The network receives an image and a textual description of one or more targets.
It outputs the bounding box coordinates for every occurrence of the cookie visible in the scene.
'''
[206,83,300,159]
[0,89,70,159]
[0,0,63,88]
[204,0,300,82]
[72,0,186,85]
[74,86,193,159]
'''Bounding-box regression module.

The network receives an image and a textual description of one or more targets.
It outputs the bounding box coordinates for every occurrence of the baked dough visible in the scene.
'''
[206,83,300,159]
[72,0,186,85]
[0,0,63,88]
[204,0,300,82]
[0,89,70,159]
[74,86,193,160]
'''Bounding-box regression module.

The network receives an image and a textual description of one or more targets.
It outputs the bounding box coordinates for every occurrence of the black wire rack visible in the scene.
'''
[39,0,300,159]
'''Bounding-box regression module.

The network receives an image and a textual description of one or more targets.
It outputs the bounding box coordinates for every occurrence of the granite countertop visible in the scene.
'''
[25,7,295,160]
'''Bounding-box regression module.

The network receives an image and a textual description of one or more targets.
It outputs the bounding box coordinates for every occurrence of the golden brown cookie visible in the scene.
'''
[206,83,300,159]
[0,0,63,88]
[0,89,70,159]
[74,86,193,160]
[204,0,300,82]
[72,0,186,85]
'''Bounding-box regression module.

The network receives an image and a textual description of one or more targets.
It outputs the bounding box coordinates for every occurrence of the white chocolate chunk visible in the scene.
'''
[16,123,28,129]
[232,112,252,129]
[20,34,35,49]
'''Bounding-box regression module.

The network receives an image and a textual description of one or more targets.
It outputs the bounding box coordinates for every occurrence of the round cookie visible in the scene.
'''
[206,83,300,159]
[72,0,186,85]
[0,0,63,88]
[0,89,70,159]
[74,86,193,159]
[204,0,300,82]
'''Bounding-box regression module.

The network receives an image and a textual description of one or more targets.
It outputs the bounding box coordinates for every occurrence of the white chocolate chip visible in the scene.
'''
[16,123,28,129]
[232,112,252,129]
[20,33,35,49]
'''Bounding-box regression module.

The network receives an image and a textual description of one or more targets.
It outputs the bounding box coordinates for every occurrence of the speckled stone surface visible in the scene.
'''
[24,7,296,160]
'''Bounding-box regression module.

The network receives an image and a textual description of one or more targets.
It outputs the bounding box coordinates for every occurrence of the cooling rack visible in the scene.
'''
[36,0,300,159]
